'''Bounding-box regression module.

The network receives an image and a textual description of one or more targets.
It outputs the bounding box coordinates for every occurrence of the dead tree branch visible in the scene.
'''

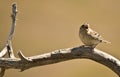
[0,3,120,77]
[0,3,17,77]
[0,47,120,76]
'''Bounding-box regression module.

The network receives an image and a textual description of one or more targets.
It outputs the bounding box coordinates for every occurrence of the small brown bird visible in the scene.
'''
[79,23,110,48]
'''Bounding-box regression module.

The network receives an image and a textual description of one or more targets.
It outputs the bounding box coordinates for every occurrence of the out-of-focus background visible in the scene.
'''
[0,0,120,77]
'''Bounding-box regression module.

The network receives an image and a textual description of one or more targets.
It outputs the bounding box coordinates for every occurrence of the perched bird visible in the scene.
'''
[79,23,110,48]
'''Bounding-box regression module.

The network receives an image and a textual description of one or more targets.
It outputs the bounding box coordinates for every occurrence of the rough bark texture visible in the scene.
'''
[0,3,120,77]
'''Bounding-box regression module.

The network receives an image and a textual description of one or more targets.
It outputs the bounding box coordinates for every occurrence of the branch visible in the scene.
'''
[6,3,17,58]
[1,3,17,58]
[8,3,17,42]
[0,46,119,76]
[0,3,17,77]
[0,3,17,58]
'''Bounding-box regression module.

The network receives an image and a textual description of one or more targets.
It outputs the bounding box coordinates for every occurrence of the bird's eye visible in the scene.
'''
[82,25,88,29]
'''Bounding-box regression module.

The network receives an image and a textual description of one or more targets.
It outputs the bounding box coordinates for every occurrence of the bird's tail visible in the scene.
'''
[102,40,111,44]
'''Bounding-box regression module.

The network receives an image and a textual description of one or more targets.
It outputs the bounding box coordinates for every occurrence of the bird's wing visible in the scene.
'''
[87,28,102,40]
[87,28,111,43]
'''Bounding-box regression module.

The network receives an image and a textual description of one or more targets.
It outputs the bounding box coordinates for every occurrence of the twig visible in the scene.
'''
[0,3,17,58]
[18,50,32,62]
[7,3,17,42]
[0,3,17,77]
[6,3,17,58]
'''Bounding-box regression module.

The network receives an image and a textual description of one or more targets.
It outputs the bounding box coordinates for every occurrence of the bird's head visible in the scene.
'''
[80,23,90,29]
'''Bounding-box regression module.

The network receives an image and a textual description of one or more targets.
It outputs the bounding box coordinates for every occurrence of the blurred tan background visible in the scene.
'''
[0,0,120,77]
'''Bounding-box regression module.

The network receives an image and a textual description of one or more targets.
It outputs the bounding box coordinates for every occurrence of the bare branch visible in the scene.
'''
[0,46,119,76]
[7,3,17,42]
[0,3,17,77]
[0,3,17,58]
[6,3,17,58]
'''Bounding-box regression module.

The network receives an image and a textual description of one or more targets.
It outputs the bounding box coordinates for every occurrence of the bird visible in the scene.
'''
[79,23,110,48]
